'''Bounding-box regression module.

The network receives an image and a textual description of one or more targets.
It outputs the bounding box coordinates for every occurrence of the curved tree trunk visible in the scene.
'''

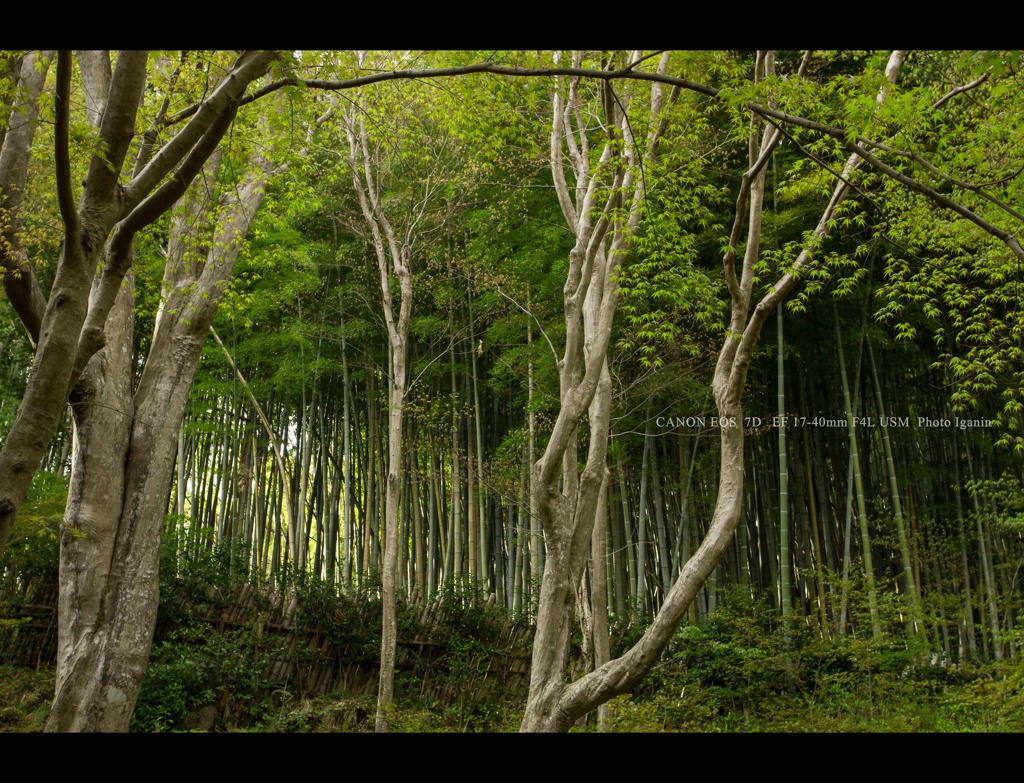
[520,50,904,731]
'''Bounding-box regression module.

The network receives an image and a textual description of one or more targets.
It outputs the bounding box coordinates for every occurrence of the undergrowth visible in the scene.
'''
[601,590,1024,733]
[131,546,531,732]
[3,535,1022,732]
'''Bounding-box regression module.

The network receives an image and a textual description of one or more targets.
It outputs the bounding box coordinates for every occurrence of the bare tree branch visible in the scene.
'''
[55,51,77,233]
[933,72,988,109]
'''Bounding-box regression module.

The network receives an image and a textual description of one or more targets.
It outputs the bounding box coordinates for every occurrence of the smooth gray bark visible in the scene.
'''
[46,113,274,731]
[520,50,904,731]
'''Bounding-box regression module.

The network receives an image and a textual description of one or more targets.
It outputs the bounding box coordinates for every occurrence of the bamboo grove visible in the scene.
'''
[2,51,1024,729]
[106,285,1021,663]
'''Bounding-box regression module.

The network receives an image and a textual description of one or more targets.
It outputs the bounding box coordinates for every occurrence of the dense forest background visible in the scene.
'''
[1,50,1023,731]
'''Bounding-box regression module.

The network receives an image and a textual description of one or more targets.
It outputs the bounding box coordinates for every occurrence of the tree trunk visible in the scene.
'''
[778,305,792,619]
[1,51,275,562]
[45,114,273,730]
[835,304,882,640]
[868,339,922,638]
[519,50,904,730]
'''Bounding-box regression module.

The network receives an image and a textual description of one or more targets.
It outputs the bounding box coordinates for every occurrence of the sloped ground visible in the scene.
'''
[3,585,1023,732]
[4,641,1024,732]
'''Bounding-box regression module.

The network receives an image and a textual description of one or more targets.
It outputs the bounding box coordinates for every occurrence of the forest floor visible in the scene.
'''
[0,665,53,732]
[2,656,1023,732]
[4,590,1024,732]
[3,549,1022,732]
